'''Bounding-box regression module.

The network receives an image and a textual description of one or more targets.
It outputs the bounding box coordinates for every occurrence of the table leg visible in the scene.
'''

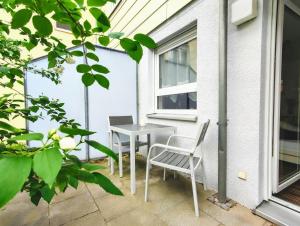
[147,134,152,170]
[109,131,114,175]
[130,134,136,194]
[136,136,139,152]
[147,134,151,152]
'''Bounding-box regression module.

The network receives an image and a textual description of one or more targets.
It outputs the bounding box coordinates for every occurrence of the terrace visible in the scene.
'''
[0,156,272,226]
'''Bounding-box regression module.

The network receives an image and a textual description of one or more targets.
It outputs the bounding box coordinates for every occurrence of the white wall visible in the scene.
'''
[138,0,219,191]
[227,0,264,208]
[138,0,266,209]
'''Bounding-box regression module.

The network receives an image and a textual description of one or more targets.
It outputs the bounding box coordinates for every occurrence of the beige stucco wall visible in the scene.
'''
[104,0,193,49]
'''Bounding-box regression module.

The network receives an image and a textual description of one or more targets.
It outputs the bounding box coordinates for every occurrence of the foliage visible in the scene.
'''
[0,0,157,208]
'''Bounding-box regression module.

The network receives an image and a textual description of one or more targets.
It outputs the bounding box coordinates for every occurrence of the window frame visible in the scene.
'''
[154,28,197,114]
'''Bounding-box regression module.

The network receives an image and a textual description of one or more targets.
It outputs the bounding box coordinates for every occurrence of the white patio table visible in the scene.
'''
[109,123,176,194]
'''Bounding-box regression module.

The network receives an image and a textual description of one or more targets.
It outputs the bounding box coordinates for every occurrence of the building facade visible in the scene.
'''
[106,0,300,223]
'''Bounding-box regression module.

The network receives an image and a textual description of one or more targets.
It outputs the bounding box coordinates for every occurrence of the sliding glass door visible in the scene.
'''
[273,0,300,193]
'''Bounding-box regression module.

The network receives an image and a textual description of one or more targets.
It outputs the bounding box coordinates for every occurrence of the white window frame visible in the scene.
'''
[154,28,197,115]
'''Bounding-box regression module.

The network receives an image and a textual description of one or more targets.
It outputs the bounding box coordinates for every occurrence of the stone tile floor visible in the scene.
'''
[0,155,273,226]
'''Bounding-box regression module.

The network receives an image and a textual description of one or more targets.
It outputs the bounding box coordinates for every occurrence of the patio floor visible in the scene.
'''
[0,155,273,226]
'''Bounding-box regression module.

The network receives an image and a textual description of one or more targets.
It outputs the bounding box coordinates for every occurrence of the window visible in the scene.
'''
[155,28,197,113]
[56,22,71,32]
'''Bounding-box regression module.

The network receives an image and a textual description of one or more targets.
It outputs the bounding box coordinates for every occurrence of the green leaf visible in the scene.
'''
[56,171,68,192]
[134,33,157,49]
[11,9,32,29]
[33,147,62,187]
[40,185,55,203]
[82,73,95,86]
[66,154,82,168]
[76,64,91,73]
[59,126,95,136]
[120,38,143,63]
[32,16,53,37]
[0,121,22,133]
[98,36,110,46]
[75,0,84,6]
[86,52,99,62]
[71,50,84,56]
[89,8,110,32]
[63,167,95,183]
[82,163,105,171]
[88,0,107,6]
[84,20,92,31]
[86,140,117,161]
[0,157,32,208]
[85,41,95,51]
[93,172,123,195]
[108,32,124,39]
[10,133,44,141]
[30,191,42,206]
[120,38,137,51]
[68,176,78,189]
[92,64,109,74]
[95,74,109,89]
[72,40,82,45]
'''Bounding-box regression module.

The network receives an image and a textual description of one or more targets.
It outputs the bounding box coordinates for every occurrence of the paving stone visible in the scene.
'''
[85,183,110,200]
[135,184,187,215]
[63,211,106,226]
[0,158,272,226]
[0,194,49,226]
[199,197,267,226]
[51,183,87,204]
[95,193,139,221]
[159,200,221,226]
[107,208,167,226]
[49,192,97,226]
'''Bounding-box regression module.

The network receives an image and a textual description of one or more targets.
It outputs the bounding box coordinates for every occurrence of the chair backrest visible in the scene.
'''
[193,120,210,150]
[108,115,133,126]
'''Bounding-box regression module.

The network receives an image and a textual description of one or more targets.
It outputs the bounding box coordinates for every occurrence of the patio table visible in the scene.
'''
[109,123,176,194]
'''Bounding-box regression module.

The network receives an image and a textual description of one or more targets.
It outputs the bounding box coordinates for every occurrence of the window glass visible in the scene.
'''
[159,38,197,88]
[157,92,197,110]
[56,22,71,31]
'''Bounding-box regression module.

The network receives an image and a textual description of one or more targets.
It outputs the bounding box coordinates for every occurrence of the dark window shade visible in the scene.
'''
[157,92,197,110]
[56,22,71,31]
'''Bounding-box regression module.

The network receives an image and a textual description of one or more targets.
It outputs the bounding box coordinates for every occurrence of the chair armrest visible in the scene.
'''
[107,131,122,147]
[149,143,193,156]
[168,135,195,140]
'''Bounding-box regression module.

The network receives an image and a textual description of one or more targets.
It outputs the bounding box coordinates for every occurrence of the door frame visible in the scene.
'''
[272,0,300,193]
[263,0,300,212]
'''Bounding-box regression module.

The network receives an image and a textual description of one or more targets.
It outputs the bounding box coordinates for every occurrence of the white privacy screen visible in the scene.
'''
[26,46,137,160]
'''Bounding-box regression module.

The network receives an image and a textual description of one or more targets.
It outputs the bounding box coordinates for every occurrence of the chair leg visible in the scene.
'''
[163,168,166,181]
[145,160,151,202]
[119,148,123,178]
[110,158,114,175]
[201,161,207,191]
[190,158,199,217]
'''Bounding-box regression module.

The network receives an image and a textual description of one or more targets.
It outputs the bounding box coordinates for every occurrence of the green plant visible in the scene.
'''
[0,0,157,208]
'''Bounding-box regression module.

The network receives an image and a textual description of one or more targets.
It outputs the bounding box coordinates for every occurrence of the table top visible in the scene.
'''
[110,123,176,136]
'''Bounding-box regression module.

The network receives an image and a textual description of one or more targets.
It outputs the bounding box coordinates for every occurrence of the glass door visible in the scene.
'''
[273,0,300,193]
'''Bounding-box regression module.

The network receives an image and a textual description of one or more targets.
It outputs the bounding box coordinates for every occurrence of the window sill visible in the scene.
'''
[147,113,197,122]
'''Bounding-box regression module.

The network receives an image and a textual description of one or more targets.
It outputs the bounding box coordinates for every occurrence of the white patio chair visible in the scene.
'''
[144,120,210,217]
[108,116,149,177]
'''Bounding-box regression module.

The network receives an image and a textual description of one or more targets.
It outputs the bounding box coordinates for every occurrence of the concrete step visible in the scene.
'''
[254,200,300,226]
